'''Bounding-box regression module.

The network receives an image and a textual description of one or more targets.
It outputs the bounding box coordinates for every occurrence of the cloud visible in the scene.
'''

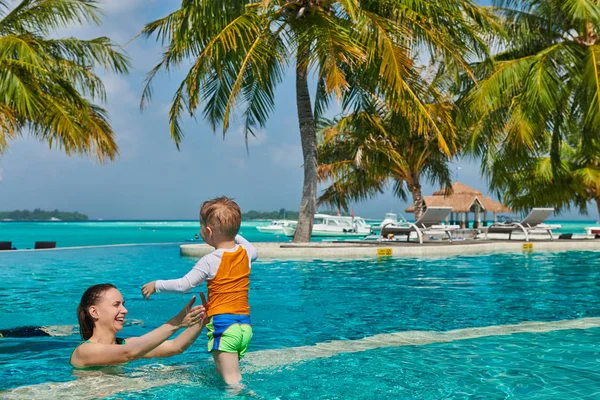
[101,73,141,108]
[269,144,303,168]
[230,158,247,169]
[97,0,152,13]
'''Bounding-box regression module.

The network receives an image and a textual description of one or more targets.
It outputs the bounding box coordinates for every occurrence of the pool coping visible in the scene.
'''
[180,239,600,259]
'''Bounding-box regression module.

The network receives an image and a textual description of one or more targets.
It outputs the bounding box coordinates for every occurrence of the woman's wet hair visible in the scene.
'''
[77,284,117,340]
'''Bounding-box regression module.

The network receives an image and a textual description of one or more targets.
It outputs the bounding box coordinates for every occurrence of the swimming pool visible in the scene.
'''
[1,246,599,398]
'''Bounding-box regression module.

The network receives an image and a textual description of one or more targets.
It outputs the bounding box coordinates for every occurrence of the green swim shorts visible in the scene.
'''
[206,314,253,358]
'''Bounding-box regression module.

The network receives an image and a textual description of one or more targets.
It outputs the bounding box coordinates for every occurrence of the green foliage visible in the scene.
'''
[242,210,300,220]
[0,209,88,221]
[139,1,494,241]
[317,70,457,212]
[140,0,494,147]
[458,0,600,213]
[0,0,130,161]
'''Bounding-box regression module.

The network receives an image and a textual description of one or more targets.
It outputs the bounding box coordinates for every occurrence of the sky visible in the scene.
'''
[0,0,597,221]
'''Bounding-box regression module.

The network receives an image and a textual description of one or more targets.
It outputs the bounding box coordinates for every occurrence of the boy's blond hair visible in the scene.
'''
[200,197,242,239]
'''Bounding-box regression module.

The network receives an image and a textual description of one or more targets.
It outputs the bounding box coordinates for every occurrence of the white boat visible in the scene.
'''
[374,212,408,230]
[377,213,398,230]
[281,214,372,237]
[584,223,600,236]
[256,220,297,233]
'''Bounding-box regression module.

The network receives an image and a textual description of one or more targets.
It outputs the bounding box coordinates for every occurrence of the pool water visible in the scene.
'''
[1,246,600,398]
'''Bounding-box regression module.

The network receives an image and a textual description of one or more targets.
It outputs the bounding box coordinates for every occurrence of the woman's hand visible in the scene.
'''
[139,293,208,359]
[200,292,209,323]
[171,296,206,328]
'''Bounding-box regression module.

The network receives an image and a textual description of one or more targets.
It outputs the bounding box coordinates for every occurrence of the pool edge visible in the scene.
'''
[180,240,600,259]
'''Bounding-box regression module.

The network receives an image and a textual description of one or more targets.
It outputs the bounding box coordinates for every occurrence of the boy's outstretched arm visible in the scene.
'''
[141,255,215,299]
[235,234,258,261]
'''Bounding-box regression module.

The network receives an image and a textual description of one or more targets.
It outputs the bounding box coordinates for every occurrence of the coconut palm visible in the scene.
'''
[0,0,130,162]
[459,0,600,212]
[317,74,456,220]
[487,126,600,218]
[140,0,493,242]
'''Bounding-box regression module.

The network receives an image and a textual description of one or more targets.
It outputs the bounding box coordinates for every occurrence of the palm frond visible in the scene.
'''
[0,0,129,161]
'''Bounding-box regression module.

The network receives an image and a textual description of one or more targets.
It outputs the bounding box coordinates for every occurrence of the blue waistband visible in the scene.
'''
[211,314,252,325]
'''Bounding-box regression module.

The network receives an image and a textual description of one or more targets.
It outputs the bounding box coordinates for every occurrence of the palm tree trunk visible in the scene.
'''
[292,51,317,243]
[408,182,424,221]
[595,196,600,222]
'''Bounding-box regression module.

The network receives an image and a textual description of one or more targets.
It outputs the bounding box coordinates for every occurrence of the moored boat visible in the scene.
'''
[584,223,600,236]
[256,220,297,233]
[373,212,409,231]
[281,214,372,237]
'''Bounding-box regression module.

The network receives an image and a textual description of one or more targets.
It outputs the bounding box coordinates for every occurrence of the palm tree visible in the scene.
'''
[140,0,493,242]
[317,75,456,220]
[0,0,130,162]
[486,126,600,219]
[459,0,600,212]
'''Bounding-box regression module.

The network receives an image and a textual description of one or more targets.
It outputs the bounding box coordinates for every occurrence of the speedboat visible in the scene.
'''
[256,220,297,233]
[374,212,409,230]
[281,214,372,237]
[377,213,398,230]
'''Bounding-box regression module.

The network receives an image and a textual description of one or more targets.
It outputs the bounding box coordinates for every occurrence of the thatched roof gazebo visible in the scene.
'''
[405,182,511,228]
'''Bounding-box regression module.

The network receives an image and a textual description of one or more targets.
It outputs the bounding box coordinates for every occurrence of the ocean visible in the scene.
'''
[0,219,597,249]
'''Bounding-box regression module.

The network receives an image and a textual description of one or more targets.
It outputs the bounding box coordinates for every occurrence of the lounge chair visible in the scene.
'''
[0,241,14,251]
[483,208,559,241]
[380,207,458,244]
[34,241,56,249]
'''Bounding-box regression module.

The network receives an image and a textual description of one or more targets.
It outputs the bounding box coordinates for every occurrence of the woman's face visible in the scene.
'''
[89,288,128,333]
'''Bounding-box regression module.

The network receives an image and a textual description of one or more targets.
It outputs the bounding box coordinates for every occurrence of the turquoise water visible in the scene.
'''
[0,221,289,249]
[1,246,600,398]
[0,219,596,249]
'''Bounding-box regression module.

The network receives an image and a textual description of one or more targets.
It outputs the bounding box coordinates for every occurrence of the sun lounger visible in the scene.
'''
[0,241,14,251]
[380,207,457,244]
[483,208,559,241]
[34,241,56,249]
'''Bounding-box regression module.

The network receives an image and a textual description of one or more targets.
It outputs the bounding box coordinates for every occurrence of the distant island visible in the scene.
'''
[242,209,349,220]
[0,209,88,221]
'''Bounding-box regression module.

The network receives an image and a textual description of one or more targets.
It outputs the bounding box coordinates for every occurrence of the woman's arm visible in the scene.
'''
[141,319,205,358]
[142,293,209,358]
[71,297,204,368]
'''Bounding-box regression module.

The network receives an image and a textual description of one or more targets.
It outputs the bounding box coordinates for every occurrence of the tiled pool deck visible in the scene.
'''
[181,239,600,259]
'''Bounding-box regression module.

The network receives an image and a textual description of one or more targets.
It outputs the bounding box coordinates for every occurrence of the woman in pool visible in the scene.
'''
[70,283,206,368]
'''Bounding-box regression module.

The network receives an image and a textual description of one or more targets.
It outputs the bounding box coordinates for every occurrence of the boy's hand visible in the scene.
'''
[142,281,157,299]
